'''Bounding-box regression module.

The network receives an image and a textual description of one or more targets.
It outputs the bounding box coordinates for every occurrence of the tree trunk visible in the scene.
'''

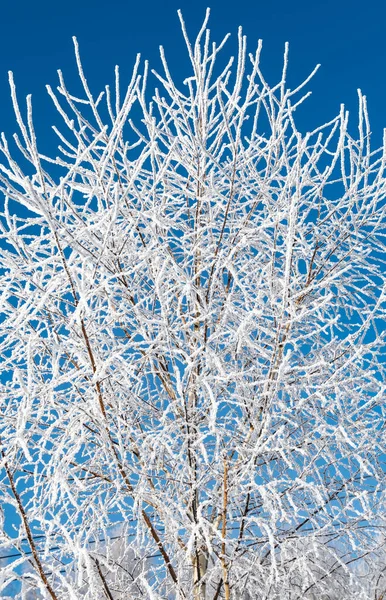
[193,549,208,600]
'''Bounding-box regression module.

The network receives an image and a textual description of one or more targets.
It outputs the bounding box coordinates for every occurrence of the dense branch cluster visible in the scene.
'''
[0,9,385,599]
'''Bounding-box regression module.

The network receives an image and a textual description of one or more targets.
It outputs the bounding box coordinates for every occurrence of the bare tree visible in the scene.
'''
[0,9,385,599]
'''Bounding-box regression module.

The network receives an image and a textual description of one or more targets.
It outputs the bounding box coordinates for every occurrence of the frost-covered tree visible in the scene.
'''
[0,9,385,599]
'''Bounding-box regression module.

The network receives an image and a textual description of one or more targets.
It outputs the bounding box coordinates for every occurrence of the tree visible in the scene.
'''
[0,8,385,599]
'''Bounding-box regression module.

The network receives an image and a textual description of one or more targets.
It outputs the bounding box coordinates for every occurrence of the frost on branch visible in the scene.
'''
[0,8,385,600]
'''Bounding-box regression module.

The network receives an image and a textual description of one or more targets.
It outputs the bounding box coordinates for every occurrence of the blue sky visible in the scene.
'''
[0,0,385,152]
[0,0,384,592]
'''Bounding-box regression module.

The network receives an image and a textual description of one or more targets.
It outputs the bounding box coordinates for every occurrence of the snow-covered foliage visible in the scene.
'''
[0,9,385,599]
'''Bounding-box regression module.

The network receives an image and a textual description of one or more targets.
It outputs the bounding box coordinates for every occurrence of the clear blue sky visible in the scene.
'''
[0,0,384,589]
[0,0,385,152]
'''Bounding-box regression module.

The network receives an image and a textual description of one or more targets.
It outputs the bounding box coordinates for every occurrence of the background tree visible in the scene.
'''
[0,9,385,599]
